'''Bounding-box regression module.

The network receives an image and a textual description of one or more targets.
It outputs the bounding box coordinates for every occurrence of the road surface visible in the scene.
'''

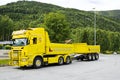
[0,54,120,80]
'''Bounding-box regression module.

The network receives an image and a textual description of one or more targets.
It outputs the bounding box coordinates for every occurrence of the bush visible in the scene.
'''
[0,59,9,66]
[4,45,11,50]
[103,51,113,54]
[117,51,120,54]
[0,44,3,49]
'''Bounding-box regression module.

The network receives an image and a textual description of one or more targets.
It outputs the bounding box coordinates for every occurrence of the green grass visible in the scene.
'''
[0,59,9,66]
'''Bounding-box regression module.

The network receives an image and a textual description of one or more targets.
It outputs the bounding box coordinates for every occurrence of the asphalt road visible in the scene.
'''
[0,54,120,80]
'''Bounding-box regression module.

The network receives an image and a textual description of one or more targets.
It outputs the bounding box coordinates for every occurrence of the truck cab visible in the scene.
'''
[10,28,47,67]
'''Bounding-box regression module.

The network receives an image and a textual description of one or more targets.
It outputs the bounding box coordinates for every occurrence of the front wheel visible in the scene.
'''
[58,56,64,65]
[33,57,43,68]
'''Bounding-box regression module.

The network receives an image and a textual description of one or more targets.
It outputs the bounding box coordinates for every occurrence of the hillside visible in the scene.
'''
[98,10,120,23]
[0,1,120,31]
[0,1,120,52]
[99,10,120,17]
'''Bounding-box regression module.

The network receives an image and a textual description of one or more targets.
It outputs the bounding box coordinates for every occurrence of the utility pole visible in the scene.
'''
[93,8,96,45]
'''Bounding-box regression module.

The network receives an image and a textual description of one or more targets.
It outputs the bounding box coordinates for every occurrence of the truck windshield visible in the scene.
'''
[13,38,28,46]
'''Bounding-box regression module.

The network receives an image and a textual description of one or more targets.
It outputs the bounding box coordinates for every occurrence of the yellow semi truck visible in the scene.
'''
[9,28,100,68]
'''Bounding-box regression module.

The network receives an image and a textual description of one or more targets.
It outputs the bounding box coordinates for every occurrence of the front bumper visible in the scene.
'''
[9,57,30,67]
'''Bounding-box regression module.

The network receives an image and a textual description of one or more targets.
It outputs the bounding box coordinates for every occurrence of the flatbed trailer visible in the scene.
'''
[9,28,100,68]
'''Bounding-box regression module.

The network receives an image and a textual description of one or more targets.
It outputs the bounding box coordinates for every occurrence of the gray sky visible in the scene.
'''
[0,0,120,11]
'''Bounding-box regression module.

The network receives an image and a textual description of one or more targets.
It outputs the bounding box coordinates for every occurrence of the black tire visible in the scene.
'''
[95,53,99,60]
[33,57,43,68]
[87,54,92,61]
[65,56,71,64]
[80,55,85,61]
[80,57,84,61]
[58,56,64,65]
[76,56,81,60]
[76,55,84,61]
[92,54,95,61]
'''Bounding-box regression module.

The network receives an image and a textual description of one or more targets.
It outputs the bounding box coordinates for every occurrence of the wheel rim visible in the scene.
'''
[92,54,95,60]
[66,57,70,64]
[96,54,99,60]
[59,57,64,65]
[88,54,92,60]
[36,59,41,67]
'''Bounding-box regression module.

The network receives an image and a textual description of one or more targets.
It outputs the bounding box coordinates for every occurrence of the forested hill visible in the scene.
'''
[0,1,120,32]
[99,10,120,17]
[98,10,120,23]
[0,1,120,52]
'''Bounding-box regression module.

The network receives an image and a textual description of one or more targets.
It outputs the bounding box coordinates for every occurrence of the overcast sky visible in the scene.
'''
[0,0,120,11]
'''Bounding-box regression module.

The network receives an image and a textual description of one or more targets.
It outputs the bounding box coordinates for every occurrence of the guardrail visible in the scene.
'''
[0,50,10,59]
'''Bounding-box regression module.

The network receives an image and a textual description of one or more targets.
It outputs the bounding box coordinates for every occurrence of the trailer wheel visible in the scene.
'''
[76,55,84,61]
[65,56,71,64]
[95,53,99,60]
[92,54,95,61]
[58,56,64,65]
[33,57,43,68]
[87,54,92,61]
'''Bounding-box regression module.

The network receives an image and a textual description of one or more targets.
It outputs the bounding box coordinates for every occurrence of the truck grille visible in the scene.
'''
[13,50,22,59]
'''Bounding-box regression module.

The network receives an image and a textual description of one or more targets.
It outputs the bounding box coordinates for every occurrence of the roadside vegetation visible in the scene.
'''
[0,1,120,53]
[0,44,11,50]
[0,59,9,66]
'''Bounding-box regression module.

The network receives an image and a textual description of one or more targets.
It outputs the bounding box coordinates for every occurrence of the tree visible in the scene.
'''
[0,15,13,40]
[44,12,70,43]
[108,32,120,51]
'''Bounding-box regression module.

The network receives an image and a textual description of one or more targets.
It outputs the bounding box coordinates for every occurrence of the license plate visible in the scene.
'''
[13,61,17,64]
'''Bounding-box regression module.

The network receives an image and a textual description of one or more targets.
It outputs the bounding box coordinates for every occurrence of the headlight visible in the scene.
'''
[22,58,27,62]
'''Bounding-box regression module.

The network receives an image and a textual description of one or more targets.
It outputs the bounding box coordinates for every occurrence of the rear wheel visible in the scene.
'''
[95,53,99,60]
[65,56,71,64]
[92,54,95,61]
[33,57,43,68]
[58,56,64,65]
[87,54,92,61]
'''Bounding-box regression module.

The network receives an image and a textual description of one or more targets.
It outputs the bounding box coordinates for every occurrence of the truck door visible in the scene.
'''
[29,36,45,55]
[28,37,38,55]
